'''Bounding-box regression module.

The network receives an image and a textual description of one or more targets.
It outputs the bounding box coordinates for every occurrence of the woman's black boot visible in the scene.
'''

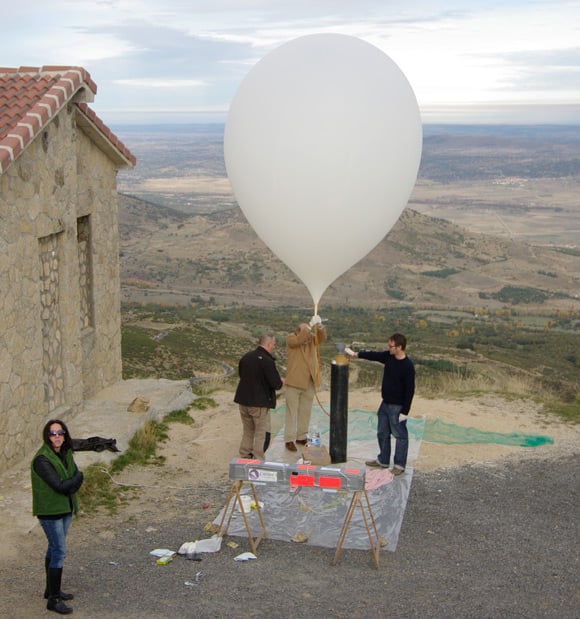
[44,559,74,600]
[46,568,73,614]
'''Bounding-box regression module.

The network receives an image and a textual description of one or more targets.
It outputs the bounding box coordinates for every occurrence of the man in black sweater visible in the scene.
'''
[234,334,285,460]
[345,333,415,475]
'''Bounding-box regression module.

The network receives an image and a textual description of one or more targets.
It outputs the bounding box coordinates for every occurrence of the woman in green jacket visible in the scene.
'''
[31,419,83,615]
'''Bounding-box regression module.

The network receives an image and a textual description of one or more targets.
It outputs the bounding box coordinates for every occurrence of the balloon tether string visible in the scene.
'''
[312,302,329,417]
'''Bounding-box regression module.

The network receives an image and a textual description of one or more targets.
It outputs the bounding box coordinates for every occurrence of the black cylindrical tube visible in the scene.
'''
[330,359,349,463]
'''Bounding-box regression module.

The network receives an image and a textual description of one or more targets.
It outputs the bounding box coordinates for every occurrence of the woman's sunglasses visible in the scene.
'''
[49,430,66,437]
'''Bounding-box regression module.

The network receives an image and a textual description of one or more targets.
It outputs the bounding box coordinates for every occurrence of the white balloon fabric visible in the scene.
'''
[224,33,422,308]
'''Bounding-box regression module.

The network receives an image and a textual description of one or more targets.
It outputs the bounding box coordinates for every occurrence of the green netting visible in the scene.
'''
[272,406,554,448]
[414,416,554,447]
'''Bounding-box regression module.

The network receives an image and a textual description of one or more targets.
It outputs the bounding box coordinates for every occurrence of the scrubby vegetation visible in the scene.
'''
[121,301,580,423]
[77,405,208,514]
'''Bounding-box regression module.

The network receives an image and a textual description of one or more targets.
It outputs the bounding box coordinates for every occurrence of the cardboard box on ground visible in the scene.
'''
[301,444,331,466]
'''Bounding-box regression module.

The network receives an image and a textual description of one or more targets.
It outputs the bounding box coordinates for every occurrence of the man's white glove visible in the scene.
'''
[309,314,323,328]
[399,414,409,422]
[344,347,356,357]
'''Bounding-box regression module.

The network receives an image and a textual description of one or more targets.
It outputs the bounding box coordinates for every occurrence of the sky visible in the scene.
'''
[3,0,580,125]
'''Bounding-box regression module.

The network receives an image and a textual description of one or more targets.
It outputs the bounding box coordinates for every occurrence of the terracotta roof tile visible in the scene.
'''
[77,102,136,167]
[0,65,135,174]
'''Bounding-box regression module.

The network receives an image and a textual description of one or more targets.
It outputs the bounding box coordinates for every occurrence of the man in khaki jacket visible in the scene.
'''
[284,316,327,451]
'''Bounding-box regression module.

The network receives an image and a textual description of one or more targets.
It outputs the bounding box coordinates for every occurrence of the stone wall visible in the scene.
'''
[0,104,123,472]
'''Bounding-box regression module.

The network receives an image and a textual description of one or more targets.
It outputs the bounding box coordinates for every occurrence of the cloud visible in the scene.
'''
[2,0,579,124]
[114,79,207,88]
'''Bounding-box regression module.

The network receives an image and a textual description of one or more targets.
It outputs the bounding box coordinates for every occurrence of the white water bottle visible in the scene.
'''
[309,425,321,447]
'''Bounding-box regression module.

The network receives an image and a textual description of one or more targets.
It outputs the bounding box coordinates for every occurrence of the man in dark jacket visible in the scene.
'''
[345,332,415,475]
[234,334,285,459]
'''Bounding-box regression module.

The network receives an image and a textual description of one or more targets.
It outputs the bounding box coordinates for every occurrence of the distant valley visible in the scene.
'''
[115,124,580,311]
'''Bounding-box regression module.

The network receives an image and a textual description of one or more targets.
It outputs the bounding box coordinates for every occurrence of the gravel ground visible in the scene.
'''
[3,453,578,619]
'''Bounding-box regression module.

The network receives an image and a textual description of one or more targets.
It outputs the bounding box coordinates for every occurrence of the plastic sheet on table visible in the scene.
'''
[214,413,425,553]
[215,470,413,552]
[218,402,554,554]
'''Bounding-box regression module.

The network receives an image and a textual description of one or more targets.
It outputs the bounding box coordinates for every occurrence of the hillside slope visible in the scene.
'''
[119,194,580,311]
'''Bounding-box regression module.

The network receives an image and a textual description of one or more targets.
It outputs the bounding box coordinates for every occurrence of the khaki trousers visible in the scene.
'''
[238,405,271,459]
[284,381,315,442]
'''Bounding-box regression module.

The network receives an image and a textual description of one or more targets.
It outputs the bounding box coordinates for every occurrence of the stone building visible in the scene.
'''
[0,66,136,472]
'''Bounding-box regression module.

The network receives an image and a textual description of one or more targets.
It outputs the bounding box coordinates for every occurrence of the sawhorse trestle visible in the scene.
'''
[217,480,267,555]
[333,488,381,570]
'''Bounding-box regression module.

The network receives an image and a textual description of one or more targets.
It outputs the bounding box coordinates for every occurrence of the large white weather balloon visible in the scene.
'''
[224,33,422,310]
